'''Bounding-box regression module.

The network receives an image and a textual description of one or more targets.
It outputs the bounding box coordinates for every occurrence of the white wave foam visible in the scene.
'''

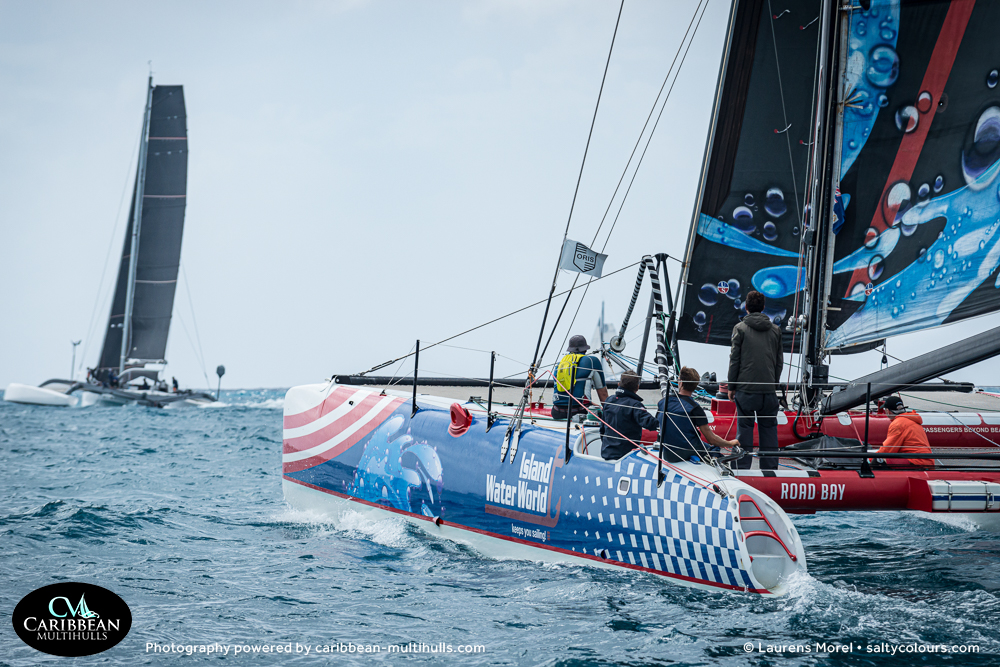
[336,508,411,548]
[198,398,284,409]
[244,398,284,409]
[274,504,411,548]
[915,511,1000,533]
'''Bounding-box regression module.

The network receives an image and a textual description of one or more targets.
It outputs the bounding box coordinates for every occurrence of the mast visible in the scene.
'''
[800,0,839,405]
[817,5,853,365]
[120,76,154,376]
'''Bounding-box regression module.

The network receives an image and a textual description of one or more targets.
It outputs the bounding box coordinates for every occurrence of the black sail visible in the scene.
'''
[676,0,820,350]
[97,85,188,379]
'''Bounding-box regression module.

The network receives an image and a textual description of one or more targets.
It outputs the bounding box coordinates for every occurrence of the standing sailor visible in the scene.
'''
[551,335,608,421]
[727,291,782,470]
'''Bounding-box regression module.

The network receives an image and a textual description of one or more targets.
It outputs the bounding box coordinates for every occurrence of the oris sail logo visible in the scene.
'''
[12,582,132,657]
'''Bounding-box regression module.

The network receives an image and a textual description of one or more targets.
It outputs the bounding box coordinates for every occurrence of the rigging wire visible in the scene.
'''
[542,0,710,376]
[353,261,640,377]
[769,0,822,392]
[543,2,708,370]
[528,0,626,374]
[180,264,212,390]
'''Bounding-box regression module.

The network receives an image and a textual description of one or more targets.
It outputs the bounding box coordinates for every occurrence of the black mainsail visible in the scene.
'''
[823,0,1000,350]
[676,0,1000,403]
[676,0,821,350]
[97,81,188,382]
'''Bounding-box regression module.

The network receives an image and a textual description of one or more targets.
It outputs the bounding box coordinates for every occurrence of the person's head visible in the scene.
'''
[679,366,700,393]
[883,395,906,419]
[745,290,766,313]
[567,335,589,354]
[619,371,640,393]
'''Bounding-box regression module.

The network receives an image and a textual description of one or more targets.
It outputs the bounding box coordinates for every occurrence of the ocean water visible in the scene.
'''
[2,389,999,666]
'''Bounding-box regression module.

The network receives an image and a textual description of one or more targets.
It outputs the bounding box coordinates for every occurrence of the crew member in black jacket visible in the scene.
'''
[728,290,783,470]
[600,371,659,460]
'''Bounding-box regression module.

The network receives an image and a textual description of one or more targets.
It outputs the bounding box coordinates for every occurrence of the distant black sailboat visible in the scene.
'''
[4,77,215,407]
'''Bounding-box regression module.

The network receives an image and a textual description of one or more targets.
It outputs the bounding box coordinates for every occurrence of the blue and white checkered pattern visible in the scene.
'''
[562,457,753,589]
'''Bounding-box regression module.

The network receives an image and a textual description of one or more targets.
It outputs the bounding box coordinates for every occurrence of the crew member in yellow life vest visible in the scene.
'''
[551,335,608,421]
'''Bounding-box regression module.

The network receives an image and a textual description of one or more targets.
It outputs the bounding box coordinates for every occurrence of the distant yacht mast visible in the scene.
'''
[120,76,154,375]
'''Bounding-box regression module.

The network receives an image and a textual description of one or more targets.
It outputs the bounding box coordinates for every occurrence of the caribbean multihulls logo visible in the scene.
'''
[12,582,132,657]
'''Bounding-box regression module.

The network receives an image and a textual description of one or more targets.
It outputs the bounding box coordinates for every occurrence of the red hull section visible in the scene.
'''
[734,468,1000,513]
[705,399,1000,450]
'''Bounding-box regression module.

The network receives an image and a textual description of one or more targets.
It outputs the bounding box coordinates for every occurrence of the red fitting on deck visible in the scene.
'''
[448,403,472,437]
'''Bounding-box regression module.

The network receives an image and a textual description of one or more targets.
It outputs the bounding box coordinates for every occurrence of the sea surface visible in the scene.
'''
[2,389,1000,666]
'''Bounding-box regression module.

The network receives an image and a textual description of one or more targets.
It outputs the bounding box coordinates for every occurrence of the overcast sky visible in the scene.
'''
[3,0,999,391]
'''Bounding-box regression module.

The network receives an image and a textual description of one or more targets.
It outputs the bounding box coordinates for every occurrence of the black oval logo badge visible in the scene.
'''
[12,582,132,657]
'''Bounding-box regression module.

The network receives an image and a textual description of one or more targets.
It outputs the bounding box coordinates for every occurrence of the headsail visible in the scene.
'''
[677,0,820,349]
[97,85,188,380]
[824,0,1000,350]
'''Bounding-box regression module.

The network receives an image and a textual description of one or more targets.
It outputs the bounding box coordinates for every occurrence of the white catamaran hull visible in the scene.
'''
[3,383,78,407]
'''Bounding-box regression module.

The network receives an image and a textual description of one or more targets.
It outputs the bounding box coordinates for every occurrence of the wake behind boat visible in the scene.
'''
[4,77,216,409]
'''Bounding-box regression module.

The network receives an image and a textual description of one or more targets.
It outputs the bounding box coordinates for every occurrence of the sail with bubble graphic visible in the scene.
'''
[677,0,820,349]
[824,0,1000,349]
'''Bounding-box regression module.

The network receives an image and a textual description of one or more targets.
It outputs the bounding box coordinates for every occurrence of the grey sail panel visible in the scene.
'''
[96,85,187,378]
[96,189,137,375]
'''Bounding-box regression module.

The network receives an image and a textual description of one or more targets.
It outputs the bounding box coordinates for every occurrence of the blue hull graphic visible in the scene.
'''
[282,384,806,594]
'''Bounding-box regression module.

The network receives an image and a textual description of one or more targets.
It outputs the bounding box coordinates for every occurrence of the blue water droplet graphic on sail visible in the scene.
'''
[698,284,719,307]
[827,157,1000,347]
[696,214,799,258]
[866,45,900,88]
[764,188,787,218]
[961,107,1000,190]
[988,69,998,89]
[762,221,778,242]
[841,1,900,179]
[732,206,756,233]
[895,105,919,133]
[751,265,807,299]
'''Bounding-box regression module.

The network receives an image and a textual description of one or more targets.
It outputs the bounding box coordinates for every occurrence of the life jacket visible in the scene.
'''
[555,353,584,397]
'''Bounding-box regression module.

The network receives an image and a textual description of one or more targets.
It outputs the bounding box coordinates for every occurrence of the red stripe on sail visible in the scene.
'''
[283,386,356,429]
[282,400,402,473]
[845,0,975,296]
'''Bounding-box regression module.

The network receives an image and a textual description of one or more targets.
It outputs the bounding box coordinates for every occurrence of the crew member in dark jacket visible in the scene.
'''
[728,290,783,470]
[600,371,659,460]
[657,367,740,462]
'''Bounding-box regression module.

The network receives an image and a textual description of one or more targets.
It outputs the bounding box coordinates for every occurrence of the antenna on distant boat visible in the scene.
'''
[71,340,81,380]
[216,365,225,401]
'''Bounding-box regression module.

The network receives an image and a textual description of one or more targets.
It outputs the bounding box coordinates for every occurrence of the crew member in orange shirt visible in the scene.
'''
[876,396,934,467]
